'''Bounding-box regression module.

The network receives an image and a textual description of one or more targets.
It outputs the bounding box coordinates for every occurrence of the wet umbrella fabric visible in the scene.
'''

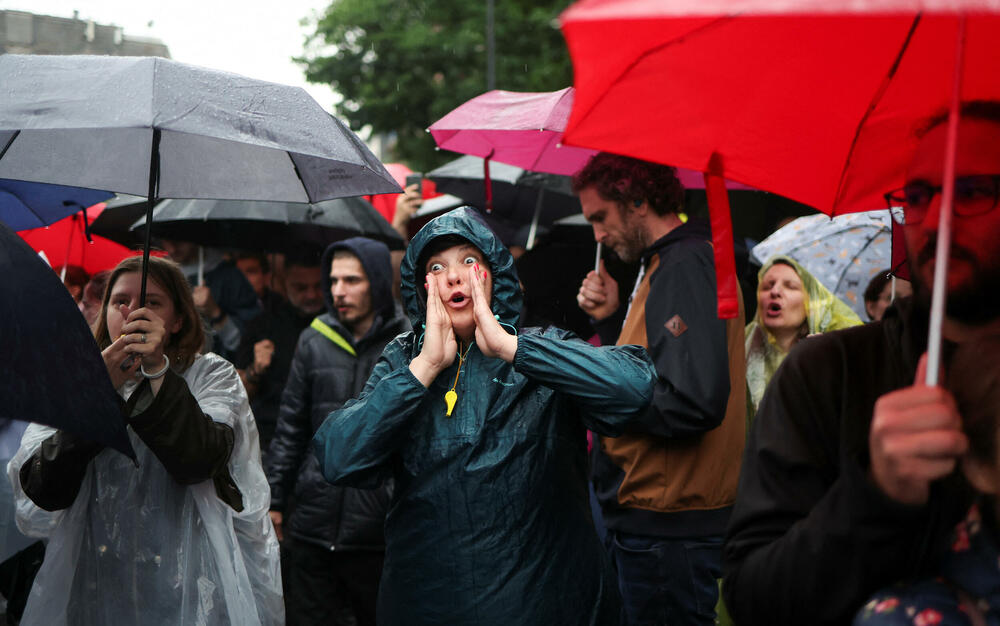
[0,221,134,459]
[0,179,113,231]
[752,210,893,319]
[0,55,400,203]
[560,0,1000,216]
[130,196,405,252]
[88,195,158,248]
[0,54,400,306]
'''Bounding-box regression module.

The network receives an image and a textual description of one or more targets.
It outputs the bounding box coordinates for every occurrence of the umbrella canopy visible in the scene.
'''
[89,194,159,248]
[0,55,400,203]
[19,204,138,275]
[427,155,582,225]
[752,210,892,319]
[0,220,134,459]
[130,197,405,252]
[429,87,594,176]
[560,0,1000,216]
[0,178,113,231]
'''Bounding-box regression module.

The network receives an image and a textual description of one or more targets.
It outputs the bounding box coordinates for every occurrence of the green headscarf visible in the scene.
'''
[745,255,862,412]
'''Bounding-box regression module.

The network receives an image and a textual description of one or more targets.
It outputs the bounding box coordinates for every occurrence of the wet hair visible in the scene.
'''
[864,270,893,305]
[416,235,479,275]
[235,252,269,273]
[93,256,206,369]
[83,270,111,303]
[948,334,1000,464]
[918,100,1000,137]
[572,152,685,217]
[284,248,322,270]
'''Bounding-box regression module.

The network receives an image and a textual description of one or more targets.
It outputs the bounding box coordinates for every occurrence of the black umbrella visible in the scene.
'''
[130,197,405,252]
[426,155,581,228]
[0,54,400,306]
[0,221,134,459]
[88,194,158,248]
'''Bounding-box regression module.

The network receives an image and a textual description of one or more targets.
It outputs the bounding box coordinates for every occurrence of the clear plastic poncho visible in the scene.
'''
[6,352,283,625]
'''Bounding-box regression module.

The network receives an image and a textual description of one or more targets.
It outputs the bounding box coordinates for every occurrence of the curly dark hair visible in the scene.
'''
[572,152,685,217]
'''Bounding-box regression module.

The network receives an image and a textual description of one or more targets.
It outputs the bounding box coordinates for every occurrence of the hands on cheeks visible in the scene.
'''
[869,353,969,506]
[409,273,457,387]
[102,305,169,388]
[469,263,517,363]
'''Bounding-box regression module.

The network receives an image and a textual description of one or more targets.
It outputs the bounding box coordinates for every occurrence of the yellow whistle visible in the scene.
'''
[444,389,458,417]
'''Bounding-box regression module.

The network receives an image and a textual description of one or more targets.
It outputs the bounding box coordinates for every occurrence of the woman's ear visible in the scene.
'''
[962,455,1000,495]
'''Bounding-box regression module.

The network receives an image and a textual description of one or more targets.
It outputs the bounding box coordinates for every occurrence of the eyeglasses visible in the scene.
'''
[884,175,1000,225]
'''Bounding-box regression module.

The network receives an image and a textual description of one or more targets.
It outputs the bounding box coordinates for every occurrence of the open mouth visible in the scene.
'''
[448,293,470,308]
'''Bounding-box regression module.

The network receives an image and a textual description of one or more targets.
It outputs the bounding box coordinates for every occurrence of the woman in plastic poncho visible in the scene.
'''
[313,207,656,625]
[8,255,283,625]
[745,255,862,412]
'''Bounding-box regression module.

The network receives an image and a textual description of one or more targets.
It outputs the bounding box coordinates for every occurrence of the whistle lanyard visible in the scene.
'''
[444,342,474,417]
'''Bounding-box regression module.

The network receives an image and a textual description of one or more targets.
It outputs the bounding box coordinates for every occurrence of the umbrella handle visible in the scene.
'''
[594,242,602,276]
[484,151,494,213]
[925,16,965,387]
[198,246,205,287]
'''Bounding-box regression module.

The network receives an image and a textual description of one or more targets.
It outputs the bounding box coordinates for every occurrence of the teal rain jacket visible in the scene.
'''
[313,207,655,625]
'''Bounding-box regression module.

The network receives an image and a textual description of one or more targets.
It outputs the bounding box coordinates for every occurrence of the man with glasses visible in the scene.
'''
[723,101,1000,625]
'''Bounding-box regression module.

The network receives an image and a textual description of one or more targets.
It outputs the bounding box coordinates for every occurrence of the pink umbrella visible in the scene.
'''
[429,86,750,261]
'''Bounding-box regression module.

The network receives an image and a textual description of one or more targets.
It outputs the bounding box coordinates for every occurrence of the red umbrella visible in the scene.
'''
[19,203,138,276]
[560,0,1000,381]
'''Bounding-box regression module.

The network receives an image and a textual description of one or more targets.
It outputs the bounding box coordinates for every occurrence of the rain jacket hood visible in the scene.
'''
[400,206,521,331]
[321,236,395,337]
[745,255,862,411]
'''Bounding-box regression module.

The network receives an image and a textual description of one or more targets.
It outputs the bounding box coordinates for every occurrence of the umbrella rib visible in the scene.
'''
[569,15,736,140]
[285,152,310,203]
[0,130,19,162]
[831,15,922,213]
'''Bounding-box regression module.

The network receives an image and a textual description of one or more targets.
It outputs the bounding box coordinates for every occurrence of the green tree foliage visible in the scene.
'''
[298,0,573,171]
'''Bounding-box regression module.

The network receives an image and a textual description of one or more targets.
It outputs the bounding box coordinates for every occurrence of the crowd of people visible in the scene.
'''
[2,99,998,626]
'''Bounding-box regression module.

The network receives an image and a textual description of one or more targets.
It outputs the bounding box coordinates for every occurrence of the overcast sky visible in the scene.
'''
[6,0,338,111]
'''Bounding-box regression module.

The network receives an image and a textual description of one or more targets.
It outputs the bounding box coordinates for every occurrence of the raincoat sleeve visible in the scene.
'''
[512,327,655,436]
[127,370,242,510]
[313,335,427,489]
[637,243,734,438]
[17,429,104,512]
[7,423,66,537]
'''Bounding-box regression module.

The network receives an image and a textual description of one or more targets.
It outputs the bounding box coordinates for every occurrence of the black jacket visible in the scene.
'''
[266,237,410,551]
[234,297,315,451]
[722,298,971,625]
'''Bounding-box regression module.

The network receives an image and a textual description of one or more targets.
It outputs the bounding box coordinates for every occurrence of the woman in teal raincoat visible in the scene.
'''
[313,207,655,625]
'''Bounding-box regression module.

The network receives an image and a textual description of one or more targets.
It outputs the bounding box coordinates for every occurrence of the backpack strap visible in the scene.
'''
[310,318,357,357]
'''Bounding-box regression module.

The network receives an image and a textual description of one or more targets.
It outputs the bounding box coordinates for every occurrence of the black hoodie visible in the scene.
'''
[266,237,409,551]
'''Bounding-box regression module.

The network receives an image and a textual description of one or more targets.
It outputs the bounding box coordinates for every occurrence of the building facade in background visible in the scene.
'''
[0,10,170,58]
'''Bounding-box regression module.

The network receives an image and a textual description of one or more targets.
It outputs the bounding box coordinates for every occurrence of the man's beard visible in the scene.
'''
[612,220,649,264]
[912,236,1000,325]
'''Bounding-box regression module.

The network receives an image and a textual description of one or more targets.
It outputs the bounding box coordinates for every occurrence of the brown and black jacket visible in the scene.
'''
[592,219,746,538]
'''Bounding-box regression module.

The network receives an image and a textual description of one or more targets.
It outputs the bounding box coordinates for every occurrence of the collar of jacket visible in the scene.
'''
[639,218,712,268]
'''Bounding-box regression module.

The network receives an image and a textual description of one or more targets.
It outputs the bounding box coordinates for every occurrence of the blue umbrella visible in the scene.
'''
[0,178,113,231]
[0,220,134,459]
[752,210,891,319]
